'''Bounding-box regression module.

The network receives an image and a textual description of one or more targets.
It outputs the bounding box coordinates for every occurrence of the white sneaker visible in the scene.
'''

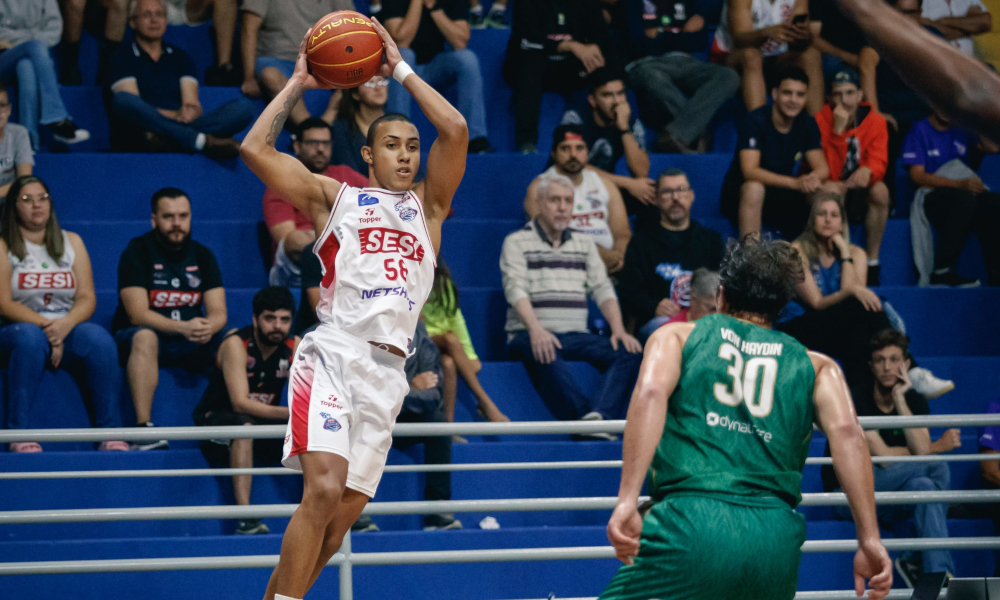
[579,412,616,441]
[908,367,955,400]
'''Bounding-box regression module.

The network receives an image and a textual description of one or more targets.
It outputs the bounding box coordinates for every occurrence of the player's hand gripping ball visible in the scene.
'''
[306,11,385,89]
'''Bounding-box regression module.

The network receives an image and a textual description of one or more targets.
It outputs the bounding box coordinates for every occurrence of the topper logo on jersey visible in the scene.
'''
[17,272,76,289]
[358,227,425,262]
[149,290,202,308]
[359,207,381,224]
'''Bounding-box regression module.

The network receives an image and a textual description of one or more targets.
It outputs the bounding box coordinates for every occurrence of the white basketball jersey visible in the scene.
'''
[543,166,613,249]
[9,231,76,320]
[313,186,436,353]
[715,0,795,56]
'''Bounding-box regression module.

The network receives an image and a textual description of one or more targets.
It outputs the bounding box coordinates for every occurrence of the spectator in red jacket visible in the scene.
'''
[263,118,368,288]
[815,69,889,286]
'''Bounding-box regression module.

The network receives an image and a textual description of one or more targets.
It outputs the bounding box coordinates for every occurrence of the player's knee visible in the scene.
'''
[303,477,345,515]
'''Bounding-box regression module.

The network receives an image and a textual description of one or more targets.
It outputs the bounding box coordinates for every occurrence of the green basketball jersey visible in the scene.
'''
[649,313,816,508]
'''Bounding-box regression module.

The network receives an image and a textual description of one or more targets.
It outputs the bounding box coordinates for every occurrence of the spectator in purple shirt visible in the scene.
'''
[902,110,1000,287]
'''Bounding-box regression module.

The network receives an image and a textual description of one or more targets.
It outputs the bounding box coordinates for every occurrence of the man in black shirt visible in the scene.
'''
[721,67,829,239]
[114,187,227,448]
[193,286,298,535]
[615,168,723,339]
[503,0,616,153]
[294,240,322,336]
[823,330,959,585]
[382,0,493,153]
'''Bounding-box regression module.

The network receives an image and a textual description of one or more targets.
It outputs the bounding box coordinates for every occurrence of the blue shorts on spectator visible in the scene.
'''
[114,326,226,369]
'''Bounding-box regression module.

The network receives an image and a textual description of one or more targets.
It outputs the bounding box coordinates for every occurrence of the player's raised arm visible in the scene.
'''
[370,16,468,226]
[810,352,893,600]
[240,29,342,222]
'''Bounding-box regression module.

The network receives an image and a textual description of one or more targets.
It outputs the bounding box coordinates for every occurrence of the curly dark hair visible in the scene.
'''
[870,328,910,360]
[719,235,805,323]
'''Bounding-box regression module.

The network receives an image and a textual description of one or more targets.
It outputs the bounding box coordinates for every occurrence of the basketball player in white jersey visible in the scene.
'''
[240,18,468,600]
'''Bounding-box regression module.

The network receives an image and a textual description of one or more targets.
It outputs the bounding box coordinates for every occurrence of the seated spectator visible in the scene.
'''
[240,0,350,125]
[663,268,720,324]
[0,0,90,149]
[822,330,959,586]
[503,0,615,153]
[502,173,642,434]
[922,0,992,56]
[57,0,128,85]
[469,0,507,29]
[559,68,656,216]
[712,0,824,115]
[113,187,228,449]
[108,0,255,158]
[904,109,1000,287]
[193,286,298,535]
[0,87,33,199]
[0,176,126,452]
[295,239,321,336]
[331,76,388,177]
[264,118,368,288]
[721,67,829,239]
[780,193,952,396]
[618,0,740,154]
[164,0,242,85]
[811,0,880,107]
[383,0,493,153]
[524,124,631,274]
[390,321,462,530]
[615,168,724,339]
[423,259,508,424]
[815,68,890,286]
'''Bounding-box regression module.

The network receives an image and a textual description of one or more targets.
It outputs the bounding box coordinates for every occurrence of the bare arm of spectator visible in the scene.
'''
[429,3,471,50]
[42,232,97,347]
[269,221,315,262]
[120,286,189,335]
[587,167,657,206]
[607,322,690,565]
[556,39,605,73]
[805,148,831,182]
[202,287,228,337]
[0,164,32,199]
[893,378,932,456]
[932,5,991,36]
[908,164,985,192]
[598,297,642,352]
[179,77,203,123]
[219,332,290,421]
[811,352,893,598]
[982,449,1000,486]
[385,0,424,48]
[0,239,52,326]
[615,104,650,179]
[740,149,801,190]
[599,180,630,274]
[587,239,640,352]
[240,10,263,97]
[523,176,540,218]
[929,429,962,454]
[306,286,320,314]
[812,21,859,66]
[790,241,879,311]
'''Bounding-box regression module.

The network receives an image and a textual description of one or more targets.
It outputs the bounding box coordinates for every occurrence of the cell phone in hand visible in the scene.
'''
[792,13,808,25]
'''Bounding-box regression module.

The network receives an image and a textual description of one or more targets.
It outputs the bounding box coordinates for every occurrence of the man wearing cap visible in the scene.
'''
[524,124,631,274]
[815,68,890,286]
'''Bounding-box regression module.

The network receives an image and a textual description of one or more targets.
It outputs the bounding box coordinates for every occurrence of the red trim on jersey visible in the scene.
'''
[318,234,341,290]
[412,192,437,267]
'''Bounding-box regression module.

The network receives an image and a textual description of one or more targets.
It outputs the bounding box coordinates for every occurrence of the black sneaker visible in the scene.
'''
[653,130,694,154]
[133,422,169,451]
[423,513,463,531]
[49,119,90,145]
[204,63,242,87]
[929,270,981,288]
[202,135,242,160]
[236,519,270,535]
[867,264,881,287]
[469,7,486,28]
[468,137,495,154]
[351,515,380,532]
[895,556,921,588]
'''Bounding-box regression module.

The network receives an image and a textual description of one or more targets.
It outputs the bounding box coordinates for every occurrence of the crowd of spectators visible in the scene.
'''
[1,0,999,564]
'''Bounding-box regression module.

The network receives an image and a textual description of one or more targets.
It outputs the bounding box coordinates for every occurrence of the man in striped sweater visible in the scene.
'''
[501,172,643,439]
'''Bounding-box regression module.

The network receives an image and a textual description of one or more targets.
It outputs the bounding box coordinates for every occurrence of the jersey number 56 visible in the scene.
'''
[713,343,777,418]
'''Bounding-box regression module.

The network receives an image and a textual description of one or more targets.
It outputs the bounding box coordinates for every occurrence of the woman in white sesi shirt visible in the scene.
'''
[0,176,128,453]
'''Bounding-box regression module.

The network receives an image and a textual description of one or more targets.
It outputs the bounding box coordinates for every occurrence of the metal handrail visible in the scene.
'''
[0,413,997,443]
[1,490,997,524]
[2,453,998,480]
[0,538,997,576]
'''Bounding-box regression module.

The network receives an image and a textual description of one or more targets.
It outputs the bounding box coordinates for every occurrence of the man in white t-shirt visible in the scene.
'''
[523,124,631,274]
[922,0,992,55]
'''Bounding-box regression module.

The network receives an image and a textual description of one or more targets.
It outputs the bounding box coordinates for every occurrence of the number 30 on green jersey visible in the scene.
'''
[713,343,778,418]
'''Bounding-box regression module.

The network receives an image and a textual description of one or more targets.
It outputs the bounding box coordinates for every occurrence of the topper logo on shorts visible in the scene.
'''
[148,290,202,308]
[320,396,344,409]
[319,412,342,432]
[17,272,76,289]
[358,227,425,262]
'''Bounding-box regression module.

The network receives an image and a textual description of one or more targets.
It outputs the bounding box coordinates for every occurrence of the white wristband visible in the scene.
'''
[393,61,414,84]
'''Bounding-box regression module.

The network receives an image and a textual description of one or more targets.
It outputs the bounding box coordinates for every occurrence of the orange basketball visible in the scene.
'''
[306,11,384,89]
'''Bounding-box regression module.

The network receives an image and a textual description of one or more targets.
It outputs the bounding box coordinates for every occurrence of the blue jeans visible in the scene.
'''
[0,40,70,149]
[835,461,954,574]
[0,322,122,429]
[254,56,295,79]
[507,331,642,420]
[387,48,488,140]
[110,92,256,151]
[638,316,672,342]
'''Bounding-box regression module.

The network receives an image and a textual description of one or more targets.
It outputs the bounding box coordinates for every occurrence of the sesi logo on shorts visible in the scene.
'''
[358,227,425,262]
[149,289,203,308]
[18,272,76,289]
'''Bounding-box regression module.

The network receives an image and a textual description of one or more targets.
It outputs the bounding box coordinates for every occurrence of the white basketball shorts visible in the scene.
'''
[282,324,408,497]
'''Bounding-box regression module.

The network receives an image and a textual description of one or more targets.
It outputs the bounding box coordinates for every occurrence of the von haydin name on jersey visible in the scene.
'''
[720,327,784,356]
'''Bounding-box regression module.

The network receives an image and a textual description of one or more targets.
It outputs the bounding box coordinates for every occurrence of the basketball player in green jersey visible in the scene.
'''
[600,236,893,600]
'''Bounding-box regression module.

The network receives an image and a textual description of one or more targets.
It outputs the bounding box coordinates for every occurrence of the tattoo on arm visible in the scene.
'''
[265,83,305,147]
